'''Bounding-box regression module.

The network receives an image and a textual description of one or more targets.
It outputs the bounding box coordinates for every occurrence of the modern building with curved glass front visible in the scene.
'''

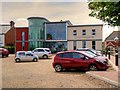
[27,17,49,50]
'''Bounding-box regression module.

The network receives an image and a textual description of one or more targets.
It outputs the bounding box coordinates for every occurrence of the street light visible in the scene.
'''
[114,36,119,66]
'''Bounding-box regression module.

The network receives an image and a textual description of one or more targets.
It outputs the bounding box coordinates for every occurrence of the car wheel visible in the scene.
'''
[33,58,38,62]
[54,64,63,72]
[89,64,98,71]
[43,55,48,59]
[15,58,20,62]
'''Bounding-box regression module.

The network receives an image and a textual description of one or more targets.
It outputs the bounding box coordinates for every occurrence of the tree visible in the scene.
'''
[88,1,120,26]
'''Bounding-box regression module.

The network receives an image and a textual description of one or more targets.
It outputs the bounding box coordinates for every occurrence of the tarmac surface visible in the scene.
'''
[1,54,118,88]
[86,55,119,87]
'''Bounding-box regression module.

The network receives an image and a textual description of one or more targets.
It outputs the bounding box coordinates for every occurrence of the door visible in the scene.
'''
[33,49,44,57]
[60,52,74,68]
[72,52,89,69]
[25,52,33,61]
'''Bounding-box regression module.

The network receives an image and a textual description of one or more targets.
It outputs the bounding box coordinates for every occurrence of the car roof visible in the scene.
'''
[56,50,84,54]
[77,48,89,50]
[34,48,50,49]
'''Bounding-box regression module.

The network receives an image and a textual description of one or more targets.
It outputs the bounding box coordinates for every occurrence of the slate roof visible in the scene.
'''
[105,31,120,41]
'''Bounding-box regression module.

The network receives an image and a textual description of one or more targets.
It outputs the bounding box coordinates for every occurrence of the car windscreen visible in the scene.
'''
[80,51,94,58]
[84,51,97,57]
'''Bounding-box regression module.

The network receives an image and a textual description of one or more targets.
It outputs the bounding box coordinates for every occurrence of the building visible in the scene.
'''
[0,22,12,47]
[15,27,28,52]
[5,21,15,46]
[1,17,103,53]
[27,17,49,50]
[44,20,72,52]
[104,31,120,49]
[67,24,103,50]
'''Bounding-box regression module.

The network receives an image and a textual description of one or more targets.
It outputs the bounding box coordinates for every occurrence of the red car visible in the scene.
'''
[0,48,9,58]
[52,51,108,72]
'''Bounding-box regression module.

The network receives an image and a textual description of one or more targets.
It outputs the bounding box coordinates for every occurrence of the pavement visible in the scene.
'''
[86,55,120,88]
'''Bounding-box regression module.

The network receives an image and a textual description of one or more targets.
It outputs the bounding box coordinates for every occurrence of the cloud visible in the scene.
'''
[2,2,102,26]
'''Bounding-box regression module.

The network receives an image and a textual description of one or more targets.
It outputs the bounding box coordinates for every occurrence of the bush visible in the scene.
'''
[4,46,15,54]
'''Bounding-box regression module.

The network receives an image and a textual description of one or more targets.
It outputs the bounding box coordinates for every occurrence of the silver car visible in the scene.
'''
[15,51,38,62]
[32,48,52,59]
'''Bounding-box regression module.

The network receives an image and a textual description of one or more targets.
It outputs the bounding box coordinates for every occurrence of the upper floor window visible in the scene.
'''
[73,30,77,36]
[92,29,96,35]
[82,30,86,35]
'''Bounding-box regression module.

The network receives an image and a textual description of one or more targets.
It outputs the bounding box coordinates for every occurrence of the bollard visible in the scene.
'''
[108,50,110,59]
[115,49,118,66]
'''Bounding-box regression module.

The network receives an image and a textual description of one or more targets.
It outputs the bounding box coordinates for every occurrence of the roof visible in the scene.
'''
[0,25,11,34]
[105,31,120,41]
[27,17,49,22]
[45,20,73,26]
[68,24,103,27]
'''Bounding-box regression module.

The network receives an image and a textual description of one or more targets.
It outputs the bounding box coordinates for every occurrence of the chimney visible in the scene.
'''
[10,21,15,28]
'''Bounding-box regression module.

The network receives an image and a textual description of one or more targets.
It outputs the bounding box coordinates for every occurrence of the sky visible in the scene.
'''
[1,0,118,41]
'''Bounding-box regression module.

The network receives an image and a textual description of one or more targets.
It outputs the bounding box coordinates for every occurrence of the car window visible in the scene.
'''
[38,49,44,52]
[18,52,25,56]
[72,52,84,59]
[34,49,44,52]
[45,49,50,52]
[26,52,33,56]
[57,53,63,57]
[62,52,72,58]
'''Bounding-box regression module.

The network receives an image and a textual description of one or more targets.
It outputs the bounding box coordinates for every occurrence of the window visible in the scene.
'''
[73,30,77,36]
[57,53,63,57]
[82,30,86,35]
[38,49,44,52]
[34,49,44,52]
[73,41,76,50]
[62,52,72,58]
[72,52,84,59]
[82,41,86,48]
[92,29,96,35]
[18,52,25,56]
[92,41,96,49]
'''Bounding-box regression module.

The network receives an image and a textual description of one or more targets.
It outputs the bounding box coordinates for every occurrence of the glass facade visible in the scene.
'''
[45,23,67,40]
[28,17,48,50]
[44,42,67,53]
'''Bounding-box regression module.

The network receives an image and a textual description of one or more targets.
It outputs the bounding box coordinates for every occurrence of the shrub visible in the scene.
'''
[4,46,15,54]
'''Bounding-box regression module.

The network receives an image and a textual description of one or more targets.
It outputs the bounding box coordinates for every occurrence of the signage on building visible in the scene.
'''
[22,32,25,50]
[79,36,94,38]
[0,34,4,47]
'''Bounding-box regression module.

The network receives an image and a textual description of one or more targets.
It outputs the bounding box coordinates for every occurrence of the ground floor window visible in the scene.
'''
[92,41,96,49]
[82,41,86,48]
[44,42,67,53]
[73,41,76,50]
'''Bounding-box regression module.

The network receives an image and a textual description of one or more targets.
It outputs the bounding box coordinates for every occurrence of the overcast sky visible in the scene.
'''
[1,1,118,41]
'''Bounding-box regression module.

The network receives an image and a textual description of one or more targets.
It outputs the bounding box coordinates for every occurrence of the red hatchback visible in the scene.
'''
[52,51,108,72]
[0,48,9,58]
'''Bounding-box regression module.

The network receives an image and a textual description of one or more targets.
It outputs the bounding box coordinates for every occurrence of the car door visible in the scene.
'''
[60,52,74,68]
[33,49,44,57]
[72,52,89,69]
[25,52,33,61]
[19,52,26,61]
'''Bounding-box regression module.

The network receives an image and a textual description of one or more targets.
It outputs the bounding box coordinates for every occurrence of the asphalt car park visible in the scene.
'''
[2,54,116,88]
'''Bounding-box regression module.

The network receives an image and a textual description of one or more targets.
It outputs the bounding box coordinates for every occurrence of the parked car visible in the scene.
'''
[15,51,38,62]
[76,48,102,56]
[32,48,52,59]
[52,51,108,72]
[0,48,9,58]
[81,50,109,61]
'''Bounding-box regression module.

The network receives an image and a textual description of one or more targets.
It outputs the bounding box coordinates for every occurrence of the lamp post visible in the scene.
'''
[114,36,119,66]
